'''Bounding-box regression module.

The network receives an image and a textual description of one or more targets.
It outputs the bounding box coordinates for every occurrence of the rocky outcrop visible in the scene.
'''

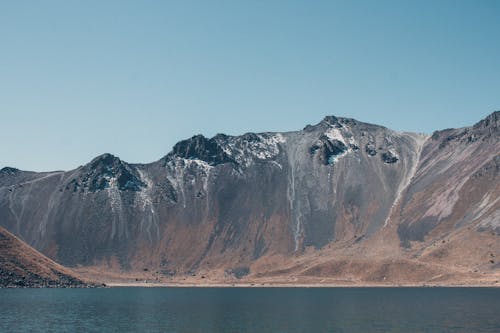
[169,135,236,166]
[67,153,145,192]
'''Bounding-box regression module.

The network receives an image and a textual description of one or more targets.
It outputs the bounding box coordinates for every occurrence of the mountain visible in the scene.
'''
[0,226,93,287]
[0,112,498,285]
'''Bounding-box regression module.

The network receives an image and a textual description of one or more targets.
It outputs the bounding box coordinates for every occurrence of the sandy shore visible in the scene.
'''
[75,260,500,289]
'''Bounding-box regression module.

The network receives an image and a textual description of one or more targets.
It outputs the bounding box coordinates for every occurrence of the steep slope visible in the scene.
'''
[0,226,91,287]
[398,112,499,241]
[392,111,500,272]
[0,112,498,285]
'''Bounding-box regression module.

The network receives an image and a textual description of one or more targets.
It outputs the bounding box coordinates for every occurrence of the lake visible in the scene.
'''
[0,287,499,332]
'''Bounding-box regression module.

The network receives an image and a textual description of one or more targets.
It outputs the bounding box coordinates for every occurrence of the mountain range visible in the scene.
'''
[0,112,498,285]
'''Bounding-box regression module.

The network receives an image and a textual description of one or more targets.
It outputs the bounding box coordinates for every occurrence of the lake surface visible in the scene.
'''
[0,287,499,332]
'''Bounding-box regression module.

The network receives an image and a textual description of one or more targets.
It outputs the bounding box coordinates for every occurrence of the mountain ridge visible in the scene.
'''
[0,111,498,285]
[4,112,498,174]
[2,113,427,173]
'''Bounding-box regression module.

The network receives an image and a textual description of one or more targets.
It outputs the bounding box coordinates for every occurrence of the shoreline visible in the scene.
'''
[2,281,498,288]
[103,282,500,288]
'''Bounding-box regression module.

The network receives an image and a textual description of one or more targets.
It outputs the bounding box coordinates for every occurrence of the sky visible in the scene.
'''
[1,0,499,171]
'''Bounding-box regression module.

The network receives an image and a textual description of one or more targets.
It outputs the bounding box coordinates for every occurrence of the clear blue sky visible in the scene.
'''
[1,0,499,171]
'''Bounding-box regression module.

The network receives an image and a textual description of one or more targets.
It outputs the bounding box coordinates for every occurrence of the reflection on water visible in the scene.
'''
[0,287,499,332]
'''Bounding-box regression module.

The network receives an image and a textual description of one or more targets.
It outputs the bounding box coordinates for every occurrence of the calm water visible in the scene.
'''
[0,287,499,332]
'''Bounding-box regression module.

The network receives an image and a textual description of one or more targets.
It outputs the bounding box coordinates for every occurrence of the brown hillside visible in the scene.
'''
[0,226,93,288]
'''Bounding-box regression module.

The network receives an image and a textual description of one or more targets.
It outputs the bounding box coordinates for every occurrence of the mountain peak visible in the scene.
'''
[70,153,145,192]
[168,134,235,166]
[0,167,19,175]
[322,115,340,125]
[319,115,360,129]
[89,153,121,166]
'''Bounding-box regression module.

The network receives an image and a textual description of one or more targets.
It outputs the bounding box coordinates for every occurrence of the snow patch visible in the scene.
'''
[136,170,154,213]
[219,133,286,166]
[136,169,159,242]
[320,125,358,165]
[387,147,400,160]
[165,157,213,208]
[104,175,124,239]
[324,127,346,145]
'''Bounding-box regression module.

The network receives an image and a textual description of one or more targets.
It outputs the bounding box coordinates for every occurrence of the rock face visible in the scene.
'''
[0,226,91,287]
[0,112,498,283]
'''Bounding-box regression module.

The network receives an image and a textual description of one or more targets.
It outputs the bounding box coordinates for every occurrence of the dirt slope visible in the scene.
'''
[0,226,94,287]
